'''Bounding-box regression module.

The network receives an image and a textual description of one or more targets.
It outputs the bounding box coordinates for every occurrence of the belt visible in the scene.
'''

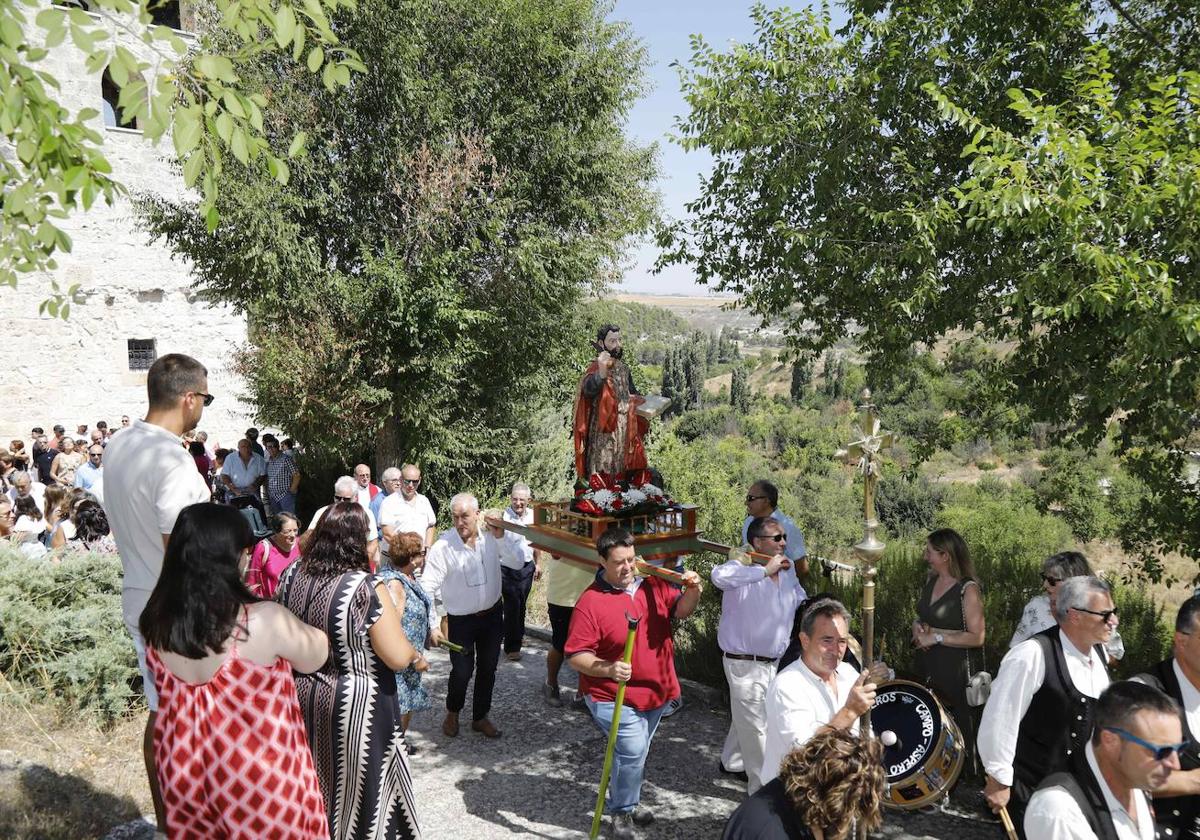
[459,599,501,618]
[722,652,777,663]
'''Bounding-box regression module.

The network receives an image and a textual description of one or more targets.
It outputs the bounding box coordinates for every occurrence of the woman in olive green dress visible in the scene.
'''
[911,528,986,769]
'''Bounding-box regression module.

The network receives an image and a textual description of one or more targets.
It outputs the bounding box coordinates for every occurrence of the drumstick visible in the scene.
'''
[999,805,1018,840]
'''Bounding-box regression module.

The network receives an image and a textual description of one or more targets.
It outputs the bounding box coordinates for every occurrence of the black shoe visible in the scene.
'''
[631,806,654,827]
[719,762,749,782]
[608,813,638,840]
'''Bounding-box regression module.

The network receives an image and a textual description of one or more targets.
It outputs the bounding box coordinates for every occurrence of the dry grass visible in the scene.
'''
[0,689,149,840]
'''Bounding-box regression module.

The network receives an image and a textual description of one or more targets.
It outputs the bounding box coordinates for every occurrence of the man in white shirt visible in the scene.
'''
[742,480,808,575]
[760,597,884,785]
[379,463,437,548]
[7,470,46,510]
[424,493,520,739]
[103,353,213,839]
[308,476,380,567]
[352,463,381,509]
[979,575,1117,834]
[500,482,537,662]
[1133,595,1200,840]
[1025,680,1183,840]
[712,516,807,794]
[220,438,266,516]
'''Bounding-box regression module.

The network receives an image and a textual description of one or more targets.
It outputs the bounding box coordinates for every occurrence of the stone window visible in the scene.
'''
[101,68,139,130]
[127,338,157,371]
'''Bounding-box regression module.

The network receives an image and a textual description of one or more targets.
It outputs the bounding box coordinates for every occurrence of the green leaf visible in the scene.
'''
[172,107,202,156]
[307,46,324,73]
[287,131,308,158]
[275,5,297,47]
[195,55,237,83]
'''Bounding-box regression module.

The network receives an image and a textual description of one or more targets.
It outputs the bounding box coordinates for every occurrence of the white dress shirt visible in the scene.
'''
[378,493,436,541]
[979,628,1111,786]
[221,453,266,493]
[742,508,807,563]
[422,528,503,626]
[1024,742,1154,840]
[1174,659,1200,737]
[499,506,535,570]
[711,558,806,659]
[760,657,860,785]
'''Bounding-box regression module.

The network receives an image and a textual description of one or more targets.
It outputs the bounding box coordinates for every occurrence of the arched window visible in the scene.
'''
[148,1,182,29]
[101,68,138,130]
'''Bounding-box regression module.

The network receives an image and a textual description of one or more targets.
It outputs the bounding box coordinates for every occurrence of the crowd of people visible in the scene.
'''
[7,350,1199,840]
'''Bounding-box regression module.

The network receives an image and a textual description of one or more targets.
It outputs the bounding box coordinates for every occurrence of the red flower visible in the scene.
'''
[588,473,607,490]
[576,500,602,515]
[611,497,625,510]
[629,469,653,488]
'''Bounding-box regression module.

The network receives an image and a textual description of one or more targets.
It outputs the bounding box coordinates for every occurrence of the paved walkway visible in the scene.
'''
[106,635,1007,838]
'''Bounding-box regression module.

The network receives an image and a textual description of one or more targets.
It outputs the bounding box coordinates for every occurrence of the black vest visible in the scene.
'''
[1135,658,1200,840]
[1012,626,1109,805]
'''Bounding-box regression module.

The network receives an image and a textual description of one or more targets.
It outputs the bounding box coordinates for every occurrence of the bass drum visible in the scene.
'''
[869,679,964,810]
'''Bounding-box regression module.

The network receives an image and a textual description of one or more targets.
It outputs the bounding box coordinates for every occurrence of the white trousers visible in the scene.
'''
[720,656,778,795]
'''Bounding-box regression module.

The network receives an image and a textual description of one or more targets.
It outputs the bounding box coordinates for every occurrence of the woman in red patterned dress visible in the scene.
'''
[140,503,332,839]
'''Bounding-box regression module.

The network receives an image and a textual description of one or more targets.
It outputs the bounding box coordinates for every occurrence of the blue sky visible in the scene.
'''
[610,1,845,296]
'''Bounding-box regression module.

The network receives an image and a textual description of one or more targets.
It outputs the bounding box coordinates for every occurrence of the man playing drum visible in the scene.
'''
[760,597,889,785]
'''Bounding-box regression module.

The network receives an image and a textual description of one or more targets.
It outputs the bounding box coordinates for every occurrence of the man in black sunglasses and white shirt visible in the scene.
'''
[1025,680,1183,840]
[1132,594,1200,840]
[741,480,807,575]
[979,575,1118,837]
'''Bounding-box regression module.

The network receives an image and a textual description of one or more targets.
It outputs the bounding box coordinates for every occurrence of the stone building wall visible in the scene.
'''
[3,4,256,449]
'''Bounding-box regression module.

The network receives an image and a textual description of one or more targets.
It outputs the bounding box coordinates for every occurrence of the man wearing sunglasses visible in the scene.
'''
[712,516,807,795]
[379,463,436,548]
[980,575,1118,835]
[103,353,214,839]
[1025,680,1183,839]
[741,480,808,577]
[1132,594,1200,840]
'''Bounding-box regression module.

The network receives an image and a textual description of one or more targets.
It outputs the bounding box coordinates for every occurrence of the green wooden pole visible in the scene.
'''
[590,615,639,839]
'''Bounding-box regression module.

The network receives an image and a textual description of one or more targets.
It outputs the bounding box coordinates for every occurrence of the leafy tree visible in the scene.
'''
[730,364,749,412]
[789,354,812,402]
[141,0,655,501]
[684,335,706,410]
[662,1,1200,562]
[2,0,362,313]
[1035,448,1116,543]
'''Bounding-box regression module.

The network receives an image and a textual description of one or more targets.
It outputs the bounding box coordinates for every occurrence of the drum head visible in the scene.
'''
[870,680,944,783]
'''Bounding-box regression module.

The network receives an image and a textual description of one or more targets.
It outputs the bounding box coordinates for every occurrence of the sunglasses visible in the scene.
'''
[334,495,355,502]
[1104,727,1188,761]
[402,478,421,485]
[756,533,786,543]
[191,391,215,407]
[745,494,767,503]
[1041,574,1063,586]
[1071,605,1119,622]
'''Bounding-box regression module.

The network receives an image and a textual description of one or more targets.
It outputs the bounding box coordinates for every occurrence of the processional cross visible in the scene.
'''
[834,388,895,738]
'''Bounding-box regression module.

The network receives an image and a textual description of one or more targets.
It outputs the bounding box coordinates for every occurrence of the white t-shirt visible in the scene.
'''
[103,419,212,631]
[760,657,861,785]
[308,505,378,543]
[377,493,436,544]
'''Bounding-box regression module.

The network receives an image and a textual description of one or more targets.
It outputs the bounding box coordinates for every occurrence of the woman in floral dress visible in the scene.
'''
[379,531,433,738]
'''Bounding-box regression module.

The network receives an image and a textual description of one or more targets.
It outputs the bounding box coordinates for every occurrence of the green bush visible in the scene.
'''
[0,547,140,725]
[875,474,944,539]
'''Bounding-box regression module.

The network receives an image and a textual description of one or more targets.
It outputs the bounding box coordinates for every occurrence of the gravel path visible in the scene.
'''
[105,634,1009,839]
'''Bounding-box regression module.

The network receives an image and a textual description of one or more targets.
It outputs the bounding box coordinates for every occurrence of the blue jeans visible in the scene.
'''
[584,696,667,814]
[270,492,296,515]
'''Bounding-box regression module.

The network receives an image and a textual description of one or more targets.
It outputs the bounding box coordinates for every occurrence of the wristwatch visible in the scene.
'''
[934,633,944,645]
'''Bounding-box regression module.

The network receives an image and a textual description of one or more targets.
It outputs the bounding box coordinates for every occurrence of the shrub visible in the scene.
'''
[0,547,140,725]
[875,474,944,538]
[1035,448,1116,542]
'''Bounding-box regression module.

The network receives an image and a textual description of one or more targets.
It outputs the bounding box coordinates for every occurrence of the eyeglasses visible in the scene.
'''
[1041,574,1063,586]
[1071,605,1119,623]
[755,533,786,543]
[190,391,215,407]
[0,510,14,520]
[745,494,767,503]
[334,495,355,502]
[1103,727,1188,761]
[402,478,421,485]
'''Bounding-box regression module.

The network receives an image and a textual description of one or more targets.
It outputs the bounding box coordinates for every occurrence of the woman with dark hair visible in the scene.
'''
[379,531,432,739]
[139,502,330,839]
[911,528,986,764]
[276,501,422,840]
[245,511,301,598]
[189,439,213,491]
[68,500,118,554]
[723,729,885,839]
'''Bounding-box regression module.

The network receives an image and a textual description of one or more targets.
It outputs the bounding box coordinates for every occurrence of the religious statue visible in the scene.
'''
[572,324,659,481]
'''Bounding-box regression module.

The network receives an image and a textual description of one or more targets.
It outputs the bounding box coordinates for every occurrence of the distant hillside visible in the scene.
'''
[582,298,692,341]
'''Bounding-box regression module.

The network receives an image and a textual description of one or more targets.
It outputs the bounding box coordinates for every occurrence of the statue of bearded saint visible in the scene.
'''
[572,324,649,482]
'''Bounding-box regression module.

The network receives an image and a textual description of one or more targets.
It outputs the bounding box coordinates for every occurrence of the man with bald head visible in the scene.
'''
[379,463,436,548]
[501,481,537,661]
[352,463,382,510]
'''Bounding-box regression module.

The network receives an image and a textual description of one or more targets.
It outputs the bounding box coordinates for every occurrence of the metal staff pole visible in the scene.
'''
[999,805,1019,840]
[590,613,640,840]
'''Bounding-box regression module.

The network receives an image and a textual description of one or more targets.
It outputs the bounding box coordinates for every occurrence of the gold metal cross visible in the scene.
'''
[835,388,894,563]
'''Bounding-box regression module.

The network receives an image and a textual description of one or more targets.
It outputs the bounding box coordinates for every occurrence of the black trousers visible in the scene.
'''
[446,600,503,721]
[501,563,535,653]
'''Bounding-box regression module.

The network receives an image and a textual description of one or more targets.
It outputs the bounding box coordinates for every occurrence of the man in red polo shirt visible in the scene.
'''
[566,527,703,839]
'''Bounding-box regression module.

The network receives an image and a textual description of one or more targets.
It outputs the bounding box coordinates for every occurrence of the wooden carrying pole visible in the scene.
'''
[590,614,640,839]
